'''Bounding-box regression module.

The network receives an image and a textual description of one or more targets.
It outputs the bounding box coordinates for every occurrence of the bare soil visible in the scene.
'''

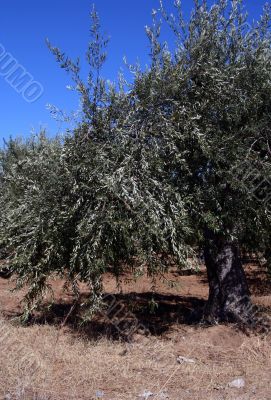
[0,264,270,400]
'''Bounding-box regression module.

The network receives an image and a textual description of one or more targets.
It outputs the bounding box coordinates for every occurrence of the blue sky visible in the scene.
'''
[0,0,268,143]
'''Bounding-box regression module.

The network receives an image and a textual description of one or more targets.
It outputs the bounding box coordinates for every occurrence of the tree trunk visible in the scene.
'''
[203,232,252,324]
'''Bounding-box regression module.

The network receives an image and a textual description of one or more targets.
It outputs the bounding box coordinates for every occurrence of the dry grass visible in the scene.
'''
[1,317,271,399]
[0,264,270,400]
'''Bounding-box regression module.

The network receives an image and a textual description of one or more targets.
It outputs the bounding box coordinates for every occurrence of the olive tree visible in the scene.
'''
[1,1,271,325]
[130,0,271,322]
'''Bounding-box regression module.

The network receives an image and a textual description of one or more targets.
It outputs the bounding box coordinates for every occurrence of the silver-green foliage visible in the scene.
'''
[136,0,271,248]
[0,10,192,318]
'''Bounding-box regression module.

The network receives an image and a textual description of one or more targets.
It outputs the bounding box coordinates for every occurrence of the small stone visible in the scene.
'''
[139,390,154,399]
[213,384,224,390]
[177,355,196,364]
[157,390,169,399]
[228,378,245,389]
[95,390,105,398]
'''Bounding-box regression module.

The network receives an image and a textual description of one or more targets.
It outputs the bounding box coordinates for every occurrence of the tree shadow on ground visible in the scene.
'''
[22,292,205,341]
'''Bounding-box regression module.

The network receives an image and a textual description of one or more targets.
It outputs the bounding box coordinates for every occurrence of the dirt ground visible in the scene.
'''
[0,264,270,400]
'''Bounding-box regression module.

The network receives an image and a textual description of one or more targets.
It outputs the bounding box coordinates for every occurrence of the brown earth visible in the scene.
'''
[0,264,270,400]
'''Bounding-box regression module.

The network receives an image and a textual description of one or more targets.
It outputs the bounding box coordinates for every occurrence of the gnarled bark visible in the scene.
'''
[203,232,252,323]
